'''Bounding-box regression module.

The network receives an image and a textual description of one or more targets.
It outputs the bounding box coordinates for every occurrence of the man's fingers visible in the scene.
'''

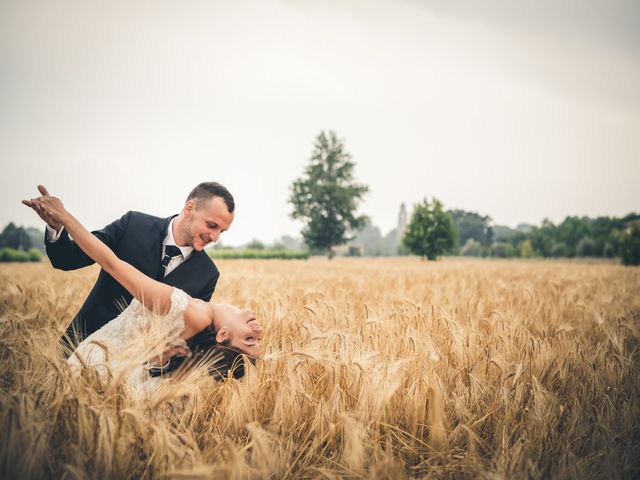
[31,200,47,214]
[22,195,60,229]
[34,198,50,209]
[22,200,43,216]
[38,185,50,196]
[22,195,45,209]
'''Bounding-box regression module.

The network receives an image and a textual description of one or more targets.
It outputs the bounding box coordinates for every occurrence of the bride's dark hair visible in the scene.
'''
[153,326,254,380]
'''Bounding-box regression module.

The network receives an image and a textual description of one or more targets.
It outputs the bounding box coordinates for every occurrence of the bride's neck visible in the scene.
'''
[210,303,220,330]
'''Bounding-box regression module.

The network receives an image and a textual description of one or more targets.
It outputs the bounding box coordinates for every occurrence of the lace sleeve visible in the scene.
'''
[167,287,190,325]
[147,287,192,366]
[154,287,191,353]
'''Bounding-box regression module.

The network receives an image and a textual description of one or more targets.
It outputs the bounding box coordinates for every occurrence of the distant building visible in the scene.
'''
[393,203,409,255]
[343,203,410,256]
[397,203,407,241]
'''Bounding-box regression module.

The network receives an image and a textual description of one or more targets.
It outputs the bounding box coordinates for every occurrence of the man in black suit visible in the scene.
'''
[24,182,234,351]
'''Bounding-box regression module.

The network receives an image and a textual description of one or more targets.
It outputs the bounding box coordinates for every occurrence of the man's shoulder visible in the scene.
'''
[126,211,168,224]
[108,211,173,242]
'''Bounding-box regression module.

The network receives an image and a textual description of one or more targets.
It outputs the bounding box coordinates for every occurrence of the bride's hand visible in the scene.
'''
[23,188,69,227]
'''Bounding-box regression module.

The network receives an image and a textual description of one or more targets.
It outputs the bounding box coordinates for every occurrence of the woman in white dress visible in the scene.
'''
[27,193,264,390]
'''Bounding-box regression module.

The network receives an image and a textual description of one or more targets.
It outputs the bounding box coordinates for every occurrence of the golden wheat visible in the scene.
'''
[1,258,639,479]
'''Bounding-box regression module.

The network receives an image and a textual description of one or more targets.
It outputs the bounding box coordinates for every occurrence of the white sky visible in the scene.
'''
[1,0,639,245]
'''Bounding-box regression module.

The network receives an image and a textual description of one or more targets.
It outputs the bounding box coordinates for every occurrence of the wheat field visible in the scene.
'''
[1,258,639,479]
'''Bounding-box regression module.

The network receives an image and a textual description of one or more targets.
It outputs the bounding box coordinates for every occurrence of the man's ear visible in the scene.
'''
[184,200,196,214]
[216,327,229,343]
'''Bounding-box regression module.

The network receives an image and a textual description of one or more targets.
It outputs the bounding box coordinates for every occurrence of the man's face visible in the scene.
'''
[183,196,234,251]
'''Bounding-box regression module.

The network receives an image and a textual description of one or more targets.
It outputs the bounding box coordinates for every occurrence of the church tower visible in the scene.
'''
[397,203,407,244]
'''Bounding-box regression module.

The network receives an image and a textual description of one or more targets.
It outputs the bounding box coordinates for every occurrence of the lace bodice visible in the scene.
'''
[67,287,191,393]
[86,287,190,350]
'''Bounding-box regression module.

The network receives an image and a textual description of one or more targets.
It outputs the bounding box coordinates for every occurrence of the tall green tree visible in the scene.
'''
[403,198,456,260]
[0,223,32,251]
[289,131,369,259]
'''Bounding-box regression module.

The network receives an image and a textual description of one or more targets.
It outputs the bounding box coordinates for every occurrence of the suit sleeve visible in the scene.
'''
[198,269,219,302]
[45,211,133,271]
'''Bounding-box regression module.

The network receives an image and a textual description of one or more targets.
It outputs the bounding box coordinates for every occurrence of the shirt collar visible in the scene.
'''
[164,218,193,259]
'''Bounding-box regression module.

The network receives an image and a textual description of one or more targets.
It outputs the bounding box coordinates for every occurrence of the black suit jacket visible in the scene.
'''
[45,211,219,345]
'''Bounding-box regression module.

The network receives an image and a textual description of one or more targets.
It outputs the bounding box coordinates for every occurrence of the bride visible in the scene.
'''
[25,192,263,391]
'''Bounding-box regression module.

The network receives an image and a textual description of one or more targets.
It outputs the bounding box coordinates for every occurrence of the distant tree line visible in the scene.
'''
[400,201,640,265]
[0,223,44,262]
[208,237,309,260]
[450,210,640,263]
[283,130,639,266]
[209,248,309,260]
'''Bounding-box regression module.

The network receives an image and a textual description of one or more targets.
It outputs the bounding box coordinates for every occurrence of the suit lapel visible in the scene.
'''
[163,249,200,281]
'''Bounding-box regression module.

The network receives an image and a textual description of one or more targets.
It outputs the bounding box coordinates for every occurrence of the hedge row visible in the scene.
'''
[0,247,43,262]
[209,249,309,260]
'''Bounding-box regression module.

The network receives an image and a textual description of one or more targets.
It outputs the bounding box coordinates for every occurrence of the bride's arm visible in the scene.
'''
[25,193,173,315]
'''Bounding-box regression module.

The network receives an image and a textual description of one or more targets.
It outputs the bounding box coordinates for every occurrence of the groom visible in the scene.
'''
[24,182,234,351]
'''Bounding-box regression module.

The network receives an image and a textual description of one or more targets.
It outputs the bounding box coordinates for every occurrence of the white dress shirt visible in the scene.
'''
[46,217,192,277]
[162,218,193,276]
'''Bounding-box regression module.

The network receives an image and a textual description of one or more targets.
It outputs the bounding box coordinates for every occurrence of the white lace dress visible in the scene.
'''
[67,287,190,396]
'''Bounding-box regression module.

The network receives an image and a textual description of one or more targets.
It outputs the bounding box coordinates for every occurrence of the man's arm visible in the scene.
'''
[28,193,174,315]
[24,184,131,271]
[44,211,132,271]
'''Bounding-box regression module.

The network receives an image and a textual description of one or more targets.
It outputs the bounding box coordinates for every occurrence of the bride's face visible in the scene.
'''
[213,304,264,358]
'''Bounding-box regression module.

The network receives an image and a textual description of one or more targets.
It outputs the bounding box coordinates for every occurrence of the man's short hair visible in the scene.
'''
[187,182,235,213]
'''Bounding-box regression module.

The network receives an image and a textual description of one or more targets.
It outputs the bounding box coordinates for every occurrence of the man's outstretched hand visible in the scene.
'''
[22,185,63,231]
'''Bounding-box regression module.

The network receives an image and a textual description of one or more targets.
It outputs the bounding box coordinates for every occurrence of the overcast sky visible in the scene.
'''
[1,0,639,246]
